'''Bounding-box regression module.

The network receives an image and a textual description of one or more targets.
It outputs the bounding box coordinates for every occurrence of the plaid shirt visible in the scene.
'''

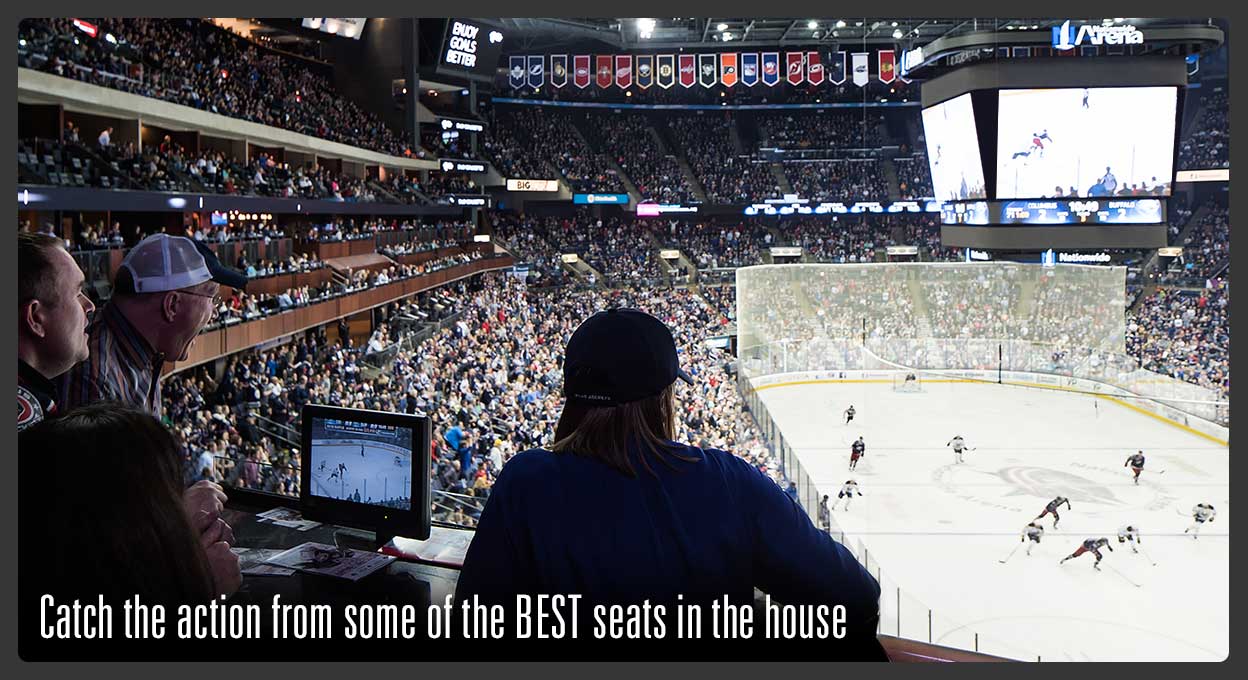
[56,302,167,420]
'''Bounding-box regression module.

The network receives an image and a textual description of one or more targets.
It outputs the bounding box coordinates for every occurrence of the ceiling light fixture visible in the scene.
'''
[808,20,818,29]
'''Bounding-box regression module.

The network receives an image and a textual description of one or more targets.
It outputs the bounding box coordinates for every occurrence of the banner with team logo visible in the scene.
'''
[720,53,738,87]
[550,54,568,88]
[761,52,780,86]
[636,55,654,88]
[509,55,525,89]
[657,54,675,88]
[678,54,696,88]
[698,53,717,88]
[806,51,824,85]
[573,55,591,88]
[828,51,846,85]
[740,53,759,86]
[527,55,544,89]
[615,54,633,88]
[878,49,895,84]
[596,55,613,88]
[786,52,804,86]
[852,52,869,87]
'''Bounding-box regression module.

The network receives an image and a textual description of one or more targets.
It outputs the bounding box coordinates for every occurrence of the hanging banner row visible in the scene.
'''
[507,52,905,90]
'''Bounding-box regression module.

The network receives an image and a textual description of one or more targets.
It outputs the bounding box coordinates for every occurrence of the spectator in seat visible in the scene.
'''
[98,126,113,148]
[20,404,241,610]
[18,233,96,431]
[456,308,883,656]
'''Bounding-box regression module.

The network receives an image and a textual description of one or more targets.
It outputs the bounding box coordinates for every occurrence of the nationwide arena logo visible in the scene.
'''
[1052,20,1144,50]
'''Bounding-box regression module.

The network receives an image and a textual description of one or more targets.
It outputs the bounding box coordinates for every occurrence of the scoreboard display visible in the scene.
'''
[941,199,1165,226]
[436,19,505,83]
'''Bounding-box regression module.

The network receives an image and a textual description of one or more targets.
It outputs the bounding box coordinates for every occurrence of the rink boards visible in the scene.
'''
[750,374,1229,661]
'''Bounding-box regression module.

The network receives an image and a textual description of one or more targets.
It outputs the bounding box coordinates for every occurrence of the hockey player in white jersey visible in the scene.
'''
[947,435,974,464]
[831,480,863,511]
[1185,504,1217,539]
[1117,524,1142,553]
[1022,522,1045,556]
[844,404,856,425]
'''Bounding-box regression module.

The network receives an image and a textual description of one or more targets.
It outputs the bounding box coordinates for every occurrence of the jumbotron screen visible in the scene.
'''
[995,86,1178,200]
[921,93,988,202]
[435,18,505,83]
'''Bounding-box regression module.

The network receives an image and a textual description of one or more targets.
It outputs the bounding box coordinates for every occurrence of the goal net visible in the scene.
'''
[893,373,923,392]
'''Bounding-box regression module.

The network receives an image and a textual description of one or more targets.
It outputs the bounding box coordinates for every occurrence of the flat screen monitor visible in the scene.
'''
[301,404,431,540]
[995,86,1178,200]
[921,93,988,202]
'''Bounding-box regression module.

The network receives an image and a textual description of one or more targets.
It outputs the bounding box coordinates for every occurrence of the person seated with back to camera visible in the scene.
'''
[455,308,883,658]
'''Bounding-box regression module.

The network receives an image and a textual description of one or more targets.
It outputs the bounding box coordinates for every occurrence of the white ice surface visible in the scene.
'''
[756,378,1228,661]
[310,443,412,505]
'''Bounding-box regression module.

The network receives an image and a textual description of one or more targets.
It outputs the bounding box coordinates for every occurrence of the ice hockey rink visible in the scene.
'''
[754,377,1229,661]
[309,442,413,507]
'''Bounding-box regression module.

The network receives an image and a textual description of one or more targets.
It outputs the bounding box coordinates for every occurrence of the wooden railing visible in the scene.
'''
[166,255,514,373]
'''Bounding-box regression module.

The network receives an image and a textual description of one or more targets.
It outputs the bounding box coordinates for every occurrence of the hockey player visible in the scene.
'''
[844,405,856,425]
[1035,496,1071,528]
[361,444,366,457]
[1117,524,1142,553]
[947,435,973,464]
[1124,450,1146,485]
[1021,522,1045,555]
[1185,503,1217,539]
[849,436,866,471]
[831,480,863,511]
[1060,538,1113,570]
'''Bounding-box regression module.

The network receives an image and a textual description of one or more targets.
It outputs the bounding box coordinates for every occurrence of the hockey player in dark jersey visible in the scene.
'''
[1124,451,1145,485]
[1035,496,1071,528]
[849,436,866,471]
[1060,538,1113,570]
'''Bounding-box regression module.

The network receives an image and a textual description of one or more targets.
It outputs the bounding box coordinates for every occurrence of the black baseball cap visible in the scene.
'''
[563,308,693,406]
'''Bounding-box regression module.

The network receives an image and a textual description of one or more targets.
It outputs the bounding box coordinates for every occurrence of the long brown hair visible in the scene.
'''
[550,384,698,477]
[19,403,217,606]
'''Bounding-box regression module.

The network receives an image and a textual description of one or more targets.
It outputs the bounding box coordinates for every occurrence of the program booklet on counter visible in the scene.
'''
[264,542,396,581]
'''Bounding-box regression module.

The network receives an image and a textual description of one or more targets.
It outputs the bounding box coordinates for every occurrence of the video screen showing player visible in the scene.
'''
[921,93,988,202]
[308,416,414,511]
[996,86,1178,200]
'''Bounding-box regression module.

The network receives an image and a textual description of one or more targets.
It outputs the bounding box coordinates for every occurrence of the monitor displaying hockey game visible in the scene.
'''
[308,413,416,510]
[921,93,988,202]
[995,86,1178,200]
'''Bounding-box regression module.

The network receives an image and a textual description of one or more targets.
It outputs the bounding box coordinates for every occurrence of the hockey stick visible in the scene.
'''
[1102,562,1142,588]
[1136,545,1158,567]
[998,543,1022,564]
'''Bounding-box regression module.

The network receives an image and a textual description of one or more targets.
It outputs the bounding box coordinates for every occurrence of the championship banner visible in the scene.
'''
[806,51,824,85]
[698,53,717,88]
[526,55,544,89]
[761,52,780,86]
[851,52,869,87]
[740,53,759,86]
[508,55,525,89]
[615,54,633,89]
[828,51,846,85]
[678,54,696,88]
[720,53,738,87]
[997,47,1010,58]
[785,52,804,86]
[573,54,591,88]
[1012,46,1031,58]
[878,49,895,84]
[596,55,613,88]
[656,54,675,88]
[636,55,654,89]
[550,54,568,88]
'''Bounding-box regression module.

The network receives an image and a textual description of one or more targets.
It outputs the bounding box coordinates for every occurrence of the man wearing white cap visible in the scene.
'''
[58,234,247,418]
[57,234,247,542]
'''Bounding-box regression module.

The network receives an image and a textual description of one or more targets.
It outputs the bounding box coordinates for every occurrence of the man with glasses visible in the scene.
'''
[18,232,96,431]
[58,234,246,419]
[57,233,247,549]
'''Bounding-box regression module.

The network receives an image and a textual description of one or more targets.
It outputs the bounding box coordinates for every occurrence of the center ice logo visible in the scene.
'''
[996,466,1123,506]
